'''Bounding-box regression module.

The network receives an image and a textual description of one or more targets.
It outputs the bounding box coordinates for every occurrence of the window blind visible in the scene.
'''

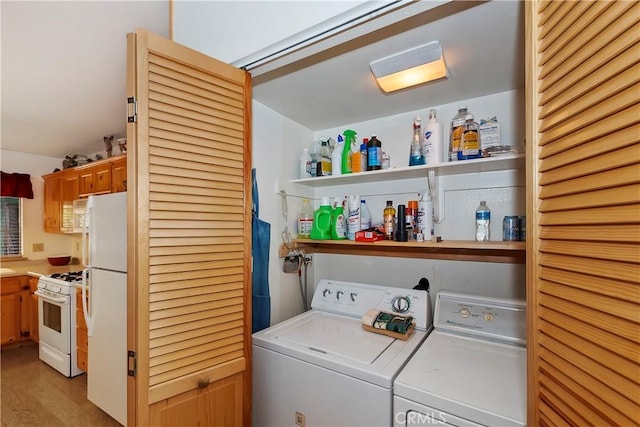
[1,197,22,256]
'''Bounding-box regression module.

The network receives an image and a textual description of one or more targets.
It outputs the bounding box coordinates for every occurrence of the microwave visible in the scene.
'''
[71,199,88,233]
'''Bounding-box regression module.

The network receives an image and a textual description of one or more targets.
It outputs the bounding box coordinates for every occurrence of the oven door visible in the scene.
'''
[35,291,71,354]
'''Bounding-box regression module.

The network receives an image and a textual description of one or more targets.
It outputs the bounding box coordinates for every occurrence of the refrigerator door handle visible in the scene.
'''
[82,196,95,268]
[82,268,94,336]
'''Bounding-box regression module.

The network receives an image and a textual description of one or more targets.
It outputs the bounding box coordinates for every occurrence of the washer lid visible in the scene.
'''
[253,310,427,388]
[275,311,394,364]
[394,331,526,426]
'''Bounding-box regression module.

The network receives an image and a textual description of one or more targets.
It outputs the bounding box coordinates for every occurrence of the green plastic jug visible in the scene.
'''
[310,197,333,240]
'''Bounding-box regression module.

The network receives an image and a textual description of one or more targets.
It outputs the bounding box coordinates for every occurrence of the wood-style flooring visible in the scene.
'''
[1,341,121,427]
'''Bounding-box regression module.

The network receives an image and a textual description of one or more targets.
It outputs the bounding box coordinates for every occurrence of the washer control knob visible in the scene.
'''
[323,289,331,297]
[459,309,470,318]
[484,313,494,322]
[391,296,411,313]
[336,290,344,300]
[350,292,357,302]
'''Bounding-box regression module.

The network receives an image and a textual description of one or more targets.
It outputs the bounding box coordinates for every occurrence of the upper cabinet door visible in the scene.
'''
[526,1,640,425]
[126,29,252,427]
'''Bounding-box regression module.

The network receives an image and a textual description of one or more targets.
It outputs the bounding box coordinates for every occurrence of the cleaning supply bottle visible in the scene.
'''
[299,148,311,178]
[383,200,395,240]
[367,135,382,171]
[417,191,433,239]
[331,196,347,240]
[347,195,361,240]
[409,116,426,166]
[297,199,314,239]
[449,107,468,161]
[342,130,357,175]
[360,199,372,230]
[424,109,443,165]
[360,139,368,172]
[310,197,333,240]
[459,114,481,160]
[332,134,344,176]
[320,139,332,176]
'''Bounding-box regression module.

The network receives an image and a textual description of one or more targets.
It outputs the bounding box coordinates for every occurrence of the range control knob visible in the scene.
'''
[391,296,411,313]
[336,290,344,300]
[322,289,331,297]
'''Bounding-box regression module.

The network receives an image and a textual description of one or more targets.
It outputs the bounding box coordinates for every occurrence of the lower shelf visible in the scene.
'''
[293,239,526,263]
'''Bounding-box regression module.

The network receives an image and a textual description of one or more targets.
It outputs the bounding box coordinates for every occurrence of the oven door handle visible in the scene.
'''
[34,290,68,305]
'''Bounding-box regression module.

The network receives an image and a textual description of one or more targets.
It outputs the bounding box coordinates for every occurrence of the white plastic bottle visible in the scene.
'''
[475,200,491,241]
[417,191,433,238]
[347,195,361,240]
[425,109,443,164]
[297,199,314,239]
[360,199,372,230]
[332,140,343,176]
[299,148,312,178]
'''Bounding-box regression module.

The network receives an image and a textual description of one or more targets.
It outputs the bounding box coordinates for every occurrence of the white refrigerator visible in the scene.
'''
[81,191,127,426]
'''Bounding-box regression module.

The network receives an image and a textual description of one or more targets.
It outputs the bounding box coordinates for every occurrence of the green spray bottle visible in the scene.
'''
[342,129,357,175]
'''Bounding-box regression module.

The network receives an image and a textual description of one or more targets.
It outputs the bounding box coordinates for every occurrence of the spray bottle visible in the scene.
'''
[342,130,357,175]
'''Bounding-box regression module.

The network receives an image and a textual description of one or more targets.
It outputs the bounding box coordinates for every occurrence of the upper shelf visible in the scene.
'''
[290,153,525,187]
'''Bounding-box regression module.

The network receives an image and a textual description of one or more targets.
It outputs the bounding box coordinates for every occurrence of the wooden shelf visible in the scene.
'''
[290,153,524,187]
[293,238,526,263]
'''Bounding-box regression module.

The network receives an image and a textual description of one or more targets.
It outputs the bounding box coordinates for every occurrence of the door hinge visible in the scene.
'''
[127,97,137,123]
[128,350,137,377]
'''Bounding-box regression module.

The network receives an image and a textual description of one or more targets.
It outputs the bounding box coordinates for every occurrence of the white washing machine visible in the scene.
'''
[394,291,526,427]
[253,279,433,427]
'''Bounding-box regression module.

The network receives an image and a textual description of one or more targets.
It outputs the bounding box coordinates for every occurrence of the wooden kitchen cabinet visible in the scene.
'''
[76,290,88,372]
[43,156,127,233]
[43,173,62,233]
[78,161,112,197]
[1,276,31,346]
[111,156,127,192]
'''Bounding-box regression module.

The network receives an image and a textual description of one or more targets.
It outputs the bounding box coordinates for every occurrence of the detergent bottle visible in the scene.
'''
[331,196,347,240]
[310,197,333,240]
[342,129,357,175]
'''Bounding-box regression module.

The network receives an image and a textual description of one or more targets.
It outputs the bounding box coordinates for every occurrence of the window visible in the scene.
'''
[1,197,22,256]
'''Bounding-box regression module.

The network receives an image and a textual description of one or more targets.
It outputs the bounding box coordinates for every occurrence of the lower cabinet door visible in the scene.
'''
[149,372,243,427]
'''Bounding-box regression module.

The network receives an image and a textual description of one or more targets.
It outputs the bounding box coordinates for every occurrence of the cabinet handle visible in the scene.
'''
[197,378,209,389]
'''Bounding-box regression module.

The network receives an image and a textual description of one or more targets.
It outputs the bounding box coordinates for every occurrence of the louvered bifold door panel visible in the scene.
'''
[131,30,252,408]
[528,1,640,425]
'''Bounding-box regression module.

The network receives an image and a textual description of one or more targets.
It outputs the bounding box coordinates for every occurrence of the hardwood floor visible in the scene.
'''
[1,341,121,427]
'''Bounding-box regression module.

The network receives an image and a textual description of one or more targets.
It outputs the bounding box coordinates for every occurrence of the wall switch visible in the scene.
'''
[33,243,44,252]
[76,241,80,251]
[295,412,305,427]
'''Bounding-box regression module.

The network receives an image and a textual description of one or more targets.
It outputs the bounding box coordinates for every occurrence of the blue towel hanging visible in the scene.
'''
[251,168,271,333]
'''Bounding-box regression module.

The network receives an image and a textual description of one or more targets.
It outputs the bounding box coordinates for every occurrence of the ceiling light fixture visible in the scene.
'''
[370,41,448,93]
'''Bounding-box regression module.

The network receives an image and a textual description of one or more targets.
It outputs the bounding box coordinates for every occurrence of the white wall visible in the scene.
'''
[0,150,75,260]
[172,1,367,64]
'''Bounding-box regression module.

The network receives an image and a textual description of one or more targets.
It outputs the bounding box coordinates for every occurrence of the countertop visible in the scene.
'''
[0,259,82,278]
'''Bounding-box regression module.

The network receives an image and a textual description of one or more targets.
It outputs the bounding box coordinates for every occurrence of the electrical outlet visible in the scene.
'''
[76,241,80,251]
[32,243,44,252]
[295,412,305,427]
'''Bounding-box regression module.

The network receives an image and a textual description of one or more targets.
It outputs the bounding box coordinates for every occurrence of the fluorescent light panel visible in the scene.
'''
[370,41,448,93]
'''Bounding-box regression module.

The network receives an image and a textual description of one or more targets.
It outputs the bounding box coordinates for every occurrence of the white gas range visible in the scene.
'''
[35,270,85,377]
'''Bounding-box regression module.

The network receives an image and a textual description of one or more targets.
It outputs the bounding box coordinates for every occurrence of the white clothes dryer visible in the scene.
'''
[253,279,433,427]
[393,291,527,427]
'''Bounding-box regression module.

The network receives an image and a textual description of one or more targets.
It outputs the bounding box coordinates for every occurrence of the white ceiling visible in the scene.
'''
[1,1,523,159]
[1,0,169,158]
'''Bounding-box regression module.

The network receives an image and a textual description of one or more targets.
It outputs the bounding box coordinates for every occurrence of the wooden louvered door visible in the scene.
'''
[126,29,252,426]
[525,1,640,425]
